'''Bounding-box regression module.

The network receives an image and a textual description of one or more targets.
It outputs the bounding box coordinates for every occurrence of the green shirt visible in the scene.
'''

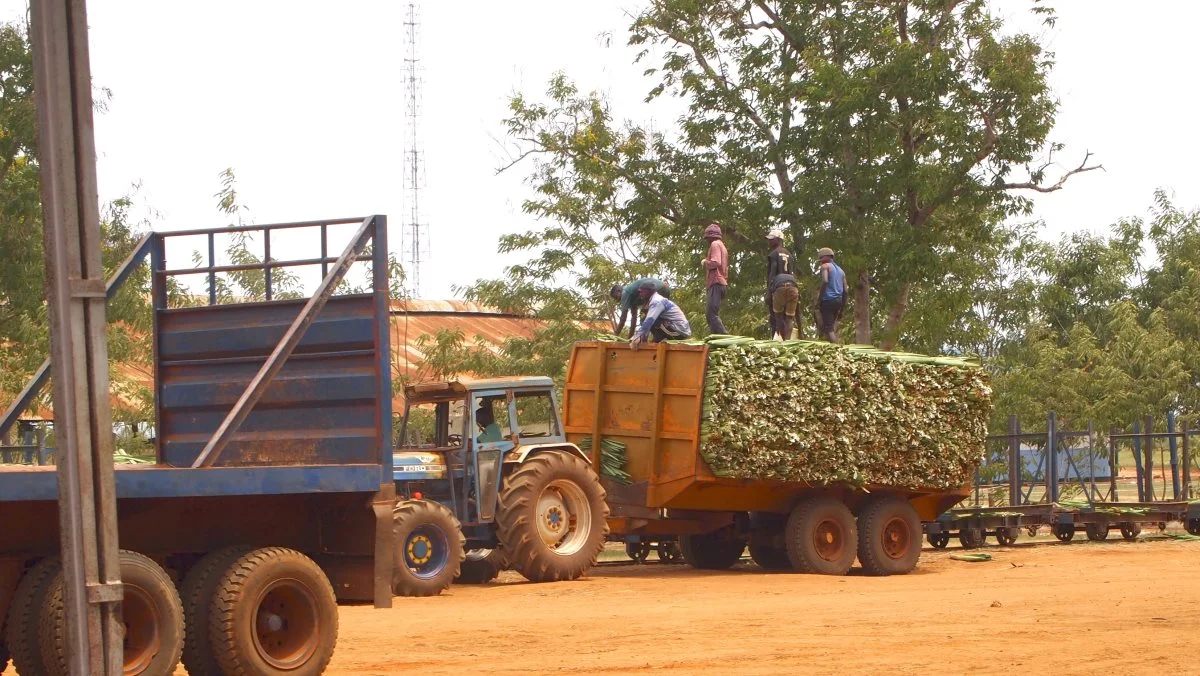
[620,278,669,313]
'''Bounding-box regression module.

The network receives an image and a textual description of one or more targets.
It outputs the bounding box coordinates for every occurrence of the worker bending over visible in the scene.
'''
[611,277,672,338]
[630,281,691,350]
[815,247,845,342]
[765,229,799,340]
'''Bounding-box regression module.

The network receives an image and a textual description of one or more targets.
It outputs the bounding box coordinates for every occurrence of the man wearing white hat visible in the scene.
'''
[765,229,798,340]
[815,247,846,342]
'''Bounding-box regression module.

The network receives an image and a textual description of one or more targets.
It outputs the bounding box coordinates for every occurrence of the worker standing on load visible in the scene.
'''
[765,229,799,340]
[701,222,729,334]
[611,277,672,338]
[815,247,845,342]
[630,281,691,350]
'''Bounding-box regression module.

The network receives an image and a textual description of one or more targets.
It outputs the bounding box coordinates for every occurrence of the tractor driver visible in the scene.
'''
[475,399,503,443]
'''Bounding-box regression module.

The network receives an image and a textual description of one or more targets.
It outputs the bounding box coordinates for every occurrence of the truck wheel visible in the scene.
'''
[856,496,921,576]
[5,556,59,675]
[1085,523,1109,541]
[926,533,950,549]
[1119,522,1142,541]
[784,496,857,575]
[748,538,792,571]
[181,547,254,676]
[496,453,609,583]
[210,547,338,676]
[454,549,505,585]
[42,550,184,676]
[958,528,985,549]
[679,527,746,570]
[392,500,465,597]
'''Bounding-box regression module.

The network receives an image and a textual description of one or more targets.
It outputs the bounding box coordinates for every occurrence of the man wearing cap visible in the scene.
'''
[815,247,846,342]
[701,222,729,334]
[610,277,672,338]
[630,281,692,350]
[765,229,799,340]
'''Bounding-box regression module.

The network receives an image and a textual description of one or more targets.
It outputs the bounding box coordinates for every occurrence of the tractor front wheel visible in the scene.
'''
[392,499,465,597]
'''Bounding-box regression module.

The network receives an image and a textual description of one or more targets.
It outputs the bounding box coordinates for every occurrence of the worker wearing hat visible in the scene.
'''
[630,281,692,350]
[765,228,798,340]
[815,247,845,342]
[701,222,729,334]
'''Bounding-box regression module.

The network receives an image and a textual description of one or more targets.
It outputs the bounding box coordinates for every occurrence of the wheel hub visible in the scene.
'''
[122,584,161,675]
[407,535,434,565]
[252,580,320,670]
[534,480,593,555]
[881,517,910,560]
[813,519,844,562]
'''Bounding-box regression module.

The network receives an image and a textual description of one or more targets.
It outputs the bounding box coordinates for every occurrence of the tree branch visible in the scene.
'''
[989,151,1105,193]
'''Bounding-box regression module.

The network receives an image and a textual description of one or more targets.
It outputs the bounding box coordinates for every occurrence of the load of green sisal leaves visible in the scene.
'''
[689,335,992,491]
[579,436,632,484]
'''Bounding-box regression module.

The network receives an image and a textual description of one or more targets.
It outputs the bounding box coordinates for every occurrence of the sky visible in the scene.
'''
[3,0,1198,299]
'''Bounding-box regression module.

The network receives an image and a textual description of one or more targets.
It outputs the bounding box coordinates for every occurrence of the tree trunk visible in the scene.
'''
[854,270,871,345]
[879,282,913,351]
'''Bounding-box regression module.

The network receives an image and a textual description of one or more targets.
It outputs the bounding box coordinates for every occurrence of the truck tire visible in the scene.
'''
[679,527,746,570]
[41,550,184,676]
[181,547,254,676]
[392,499,466,596]
[454,549,505,585]
[5,556,59,676]
[496,453,609,583]
[1085,522,1109,541]
[857,496,921,576]
[785,496,857,575]
[209,547,338,676]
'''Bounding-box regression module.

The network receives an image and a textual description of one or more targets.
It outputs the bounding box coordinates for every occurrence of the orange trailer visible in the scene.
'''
[563,341,971,575]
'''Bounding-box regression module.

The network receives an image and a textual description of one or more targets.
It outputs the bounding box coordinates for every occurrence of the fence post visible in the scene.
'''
[1183,421,1192,500]
[1168,410,1181,500]
[1047,412,1058,503]
[1108,427,1119,502]
[1008,415,1020,506]
[1132,421,1144,502]
[1143,415,1155,502]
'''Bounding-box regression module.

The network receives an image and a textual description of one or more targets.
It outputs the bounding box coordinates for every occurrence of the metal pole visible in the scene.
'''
[1183,422,1192,500]
[1047,412,1058,503]
[1008,415,1019,506]
[1132,421,1144,502]
[1168,411,1181,500]
[1108,427,1119,502]
[29,0,124,672]
[1143,415,1155,502]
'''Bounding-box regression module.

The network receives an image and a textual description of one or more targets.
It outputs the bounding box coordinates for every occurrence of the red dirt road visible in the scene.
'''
[321,539,1199,676]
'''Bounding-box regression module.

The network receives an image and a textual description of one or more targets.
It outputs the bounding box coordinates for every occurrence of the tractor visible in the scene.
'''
[390,377,609,596]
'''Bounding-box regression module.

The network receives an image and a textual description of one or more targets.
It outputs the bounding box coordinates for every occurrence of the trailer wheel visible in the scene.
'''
[748,538,792,571]
[625,542,651,563]
[926,533,950,549]
[454,549,505,585]
[181,547,254,676]
[1084,523,1110,541]
[5,556,59,675]
[995,528,1020,546]
[1186,518,1200,536]
[679,527,746,570]
[1119,522,1142,541]
[392,499,465,597]
[1053,524,1076,542]
[856,496,921,576]
[784,496,857,575]
[210,547,338,676]
[958,528,986,549]
[656,540,684,564]
[42,550,184,676]
[497,453,609,583]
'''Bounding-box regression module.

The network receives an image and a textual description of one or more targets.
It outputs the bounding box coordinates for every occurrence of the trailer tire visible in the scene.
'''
[680,527,746,570]
[454,549,505,585]
[210,547,338,676]
[1084,523,1110,541]
[5,556,59,676]
[626,542,651,563]
[1187,518,1200,536]
[497,453,609,583]
[180,547,253,676]
[1119,522,1142,541]
[995,527,1020,546]
[1053,523,1076,542]
[42,550,184,676]
[958,528,986,550]
[392,499,465,597]
[926,533,950,549]
[784,496,857,575]
[856,496,921,576]
[656,540,684,564]
[748,539,792,571]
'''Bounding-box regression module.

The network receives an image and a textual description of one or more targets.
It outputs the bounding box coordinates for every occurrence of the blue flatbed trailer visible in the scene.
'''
[0,216,395,675]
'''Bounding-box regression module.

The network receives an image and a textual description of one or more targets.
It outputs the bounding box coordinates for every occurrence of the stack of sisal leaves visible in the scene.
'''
[692,335,992,491]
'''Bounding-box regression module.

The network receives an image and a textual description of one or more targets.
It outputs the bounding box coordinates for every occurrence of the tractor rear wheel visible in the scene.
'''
[392,499,465,597]
[5,556,59,675]
[1085,523,1110,541]
[679,527,746,570]
[42,550,184,676]
[1120,522,1142,541]
[784,496,857,575]
[209,547,338,676]
[181,547,253,676]
[454,549,505,584]
[496,453,609,583]
[856,496,921,576]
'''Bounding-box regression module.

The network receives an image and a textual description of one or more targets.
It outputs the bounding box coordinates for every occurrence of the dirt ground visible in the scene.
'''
[316,537,1199,676]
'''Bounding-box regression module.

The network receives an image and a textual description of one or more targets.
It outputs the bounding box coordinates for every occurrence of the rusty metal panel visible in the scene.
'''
[157,295,381,468]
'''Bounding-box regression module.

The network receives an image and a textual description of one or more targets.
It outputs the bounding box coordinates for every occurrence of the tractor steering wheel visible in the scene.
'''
[447,434,463,446]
